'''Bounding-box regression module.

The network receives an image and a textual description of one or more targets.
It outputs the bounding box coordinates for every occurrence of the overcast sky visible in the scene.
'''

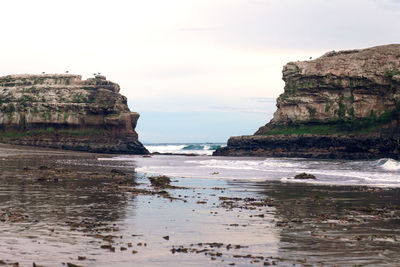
[1,0,399,142]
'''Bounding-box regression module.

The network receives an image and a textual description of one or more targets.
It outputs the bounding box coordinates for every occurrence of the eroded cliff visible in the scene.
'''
[215,44,400,159]
[0,74,148,154]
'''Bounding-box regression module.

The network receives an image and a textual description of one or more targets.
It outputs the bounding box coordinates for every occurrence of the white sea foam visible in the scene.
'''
[144,143,225,156]
[98,156,136,161]
[185,158,301,171]
[376,158,400,171]
[98,155,400,188]
[146,145,186,153]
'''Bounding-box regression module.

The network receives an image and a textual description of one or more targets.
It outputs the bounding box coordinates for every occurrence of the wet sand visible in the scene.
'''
[0,144,399,266]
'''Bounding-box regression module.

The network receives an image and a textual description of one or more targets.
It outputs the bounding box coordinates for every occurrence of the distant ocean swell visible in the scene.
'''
[99,149,400,187]
[374,158,400,171]
[181,144,222,151]
[186,158,400,173]
[144,143,225,155]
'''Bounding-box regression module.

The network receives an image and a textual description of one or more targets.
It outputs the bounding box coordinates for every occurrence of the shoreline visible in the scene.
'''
[0,144,399,266]
[213,134,400,160]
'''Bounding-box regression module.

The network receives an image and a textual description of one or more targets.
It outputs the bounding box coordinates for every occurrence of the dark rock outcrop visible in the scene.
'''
[0,74,148,154]
[214,44,400,159]
[294,173,316,180]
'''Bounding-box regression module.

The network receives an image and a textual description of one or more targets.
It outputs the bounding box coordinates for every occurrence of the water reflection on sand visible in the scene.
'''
[0,163,133,266]
[0,144,399,266]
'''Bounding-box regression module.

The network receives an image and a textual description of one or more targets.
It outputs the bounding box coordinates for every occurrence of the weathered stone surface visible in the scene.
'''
[214,44,400,159]
[294,173,316,180]
[213,135,400,159]
[0,74,148,154]
[260,44,400,129]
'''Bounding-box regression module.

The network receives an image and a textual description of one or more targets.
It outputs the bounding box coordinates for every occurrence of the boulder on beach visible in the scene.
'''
[294,173,316,180]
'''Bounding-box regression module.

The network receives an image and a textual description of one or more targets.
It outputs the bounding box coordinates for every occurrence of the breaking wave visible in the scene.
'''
[144,143,225,155]
[375,158,400,171]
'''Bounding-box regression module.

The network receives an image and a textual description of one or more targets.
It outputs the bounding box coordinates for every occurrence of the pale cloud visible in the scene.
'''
[378,0,400,6]
[0,0,399,106]
[179,28,211,32]
[1,0,398,142]
[200,0,400,50]
[129,95,275,114]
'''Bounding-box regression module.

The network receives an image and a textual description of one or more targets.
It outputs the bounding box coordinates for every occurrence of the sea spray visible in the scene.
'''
[123,156,400,188]
[375,158,400,171]
[144,143,225,155]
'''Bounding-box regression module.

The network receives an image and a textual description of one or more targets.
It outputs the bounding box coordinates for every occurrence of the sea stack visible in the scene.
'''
[0,74,148,154]
[214,44,400,159]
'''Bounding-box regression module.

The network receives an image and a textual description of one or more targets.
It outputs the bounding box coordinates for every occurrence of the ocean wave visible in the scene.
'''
[185,158,302,171]
[182,144,222,151]
[182,145,204,150]
[146,145,186,153]
[145,143,224,155]
[100,155,400,187]
[375,158,400,171]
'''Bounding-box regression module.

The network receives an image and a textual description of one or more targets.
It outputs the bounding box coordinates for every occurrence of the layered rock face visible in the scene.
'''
[259,44,400,131]
[0,74,148,154]
[214,44,400,159]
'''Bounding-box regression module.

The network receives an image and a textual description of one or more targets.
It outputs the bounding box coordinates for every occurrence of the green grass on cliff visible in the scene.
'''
[384,69,400,78]
[263,116,397,136]
[0,128,103,139]
[0,131,30,138]
[263,105,400,136]
[59,129,102,136]
[0,129,46,138]
[262,123,377,136]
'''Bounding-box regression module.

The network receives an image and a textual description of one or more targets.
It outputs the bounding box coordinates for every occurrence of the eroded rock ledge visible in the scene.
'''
[0,74,148,154]
[214,44,400,159]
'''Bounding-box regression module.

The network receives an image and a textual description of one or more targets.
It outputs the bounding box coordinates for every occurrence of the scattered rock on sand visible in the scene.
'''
[38,166,50,170]
[149,176,172,188]
[111,169,126,175]
[294,173,316,180]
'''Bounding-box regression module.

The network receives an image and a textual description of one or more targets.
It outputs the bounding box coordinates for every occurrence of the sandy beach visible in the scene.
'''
[0,144,398,266]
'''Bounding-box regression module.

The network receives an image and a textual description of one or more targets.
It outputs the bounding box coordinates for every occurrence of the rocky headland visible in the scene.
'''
[214,44,400,159]
[0,74,148,154]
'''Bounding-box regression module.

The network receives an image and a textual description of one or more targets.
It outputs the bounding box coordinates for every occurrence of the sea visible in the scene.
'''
[1,143,400,266]
[144,143,225,156]
[100,143,400,188]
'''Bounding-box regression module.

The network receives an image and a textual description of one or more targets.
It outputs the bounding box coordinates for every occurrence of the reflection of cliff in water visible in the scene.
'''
[0,179,132,225]
[0,153,137,227]
[226,180,400,266]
